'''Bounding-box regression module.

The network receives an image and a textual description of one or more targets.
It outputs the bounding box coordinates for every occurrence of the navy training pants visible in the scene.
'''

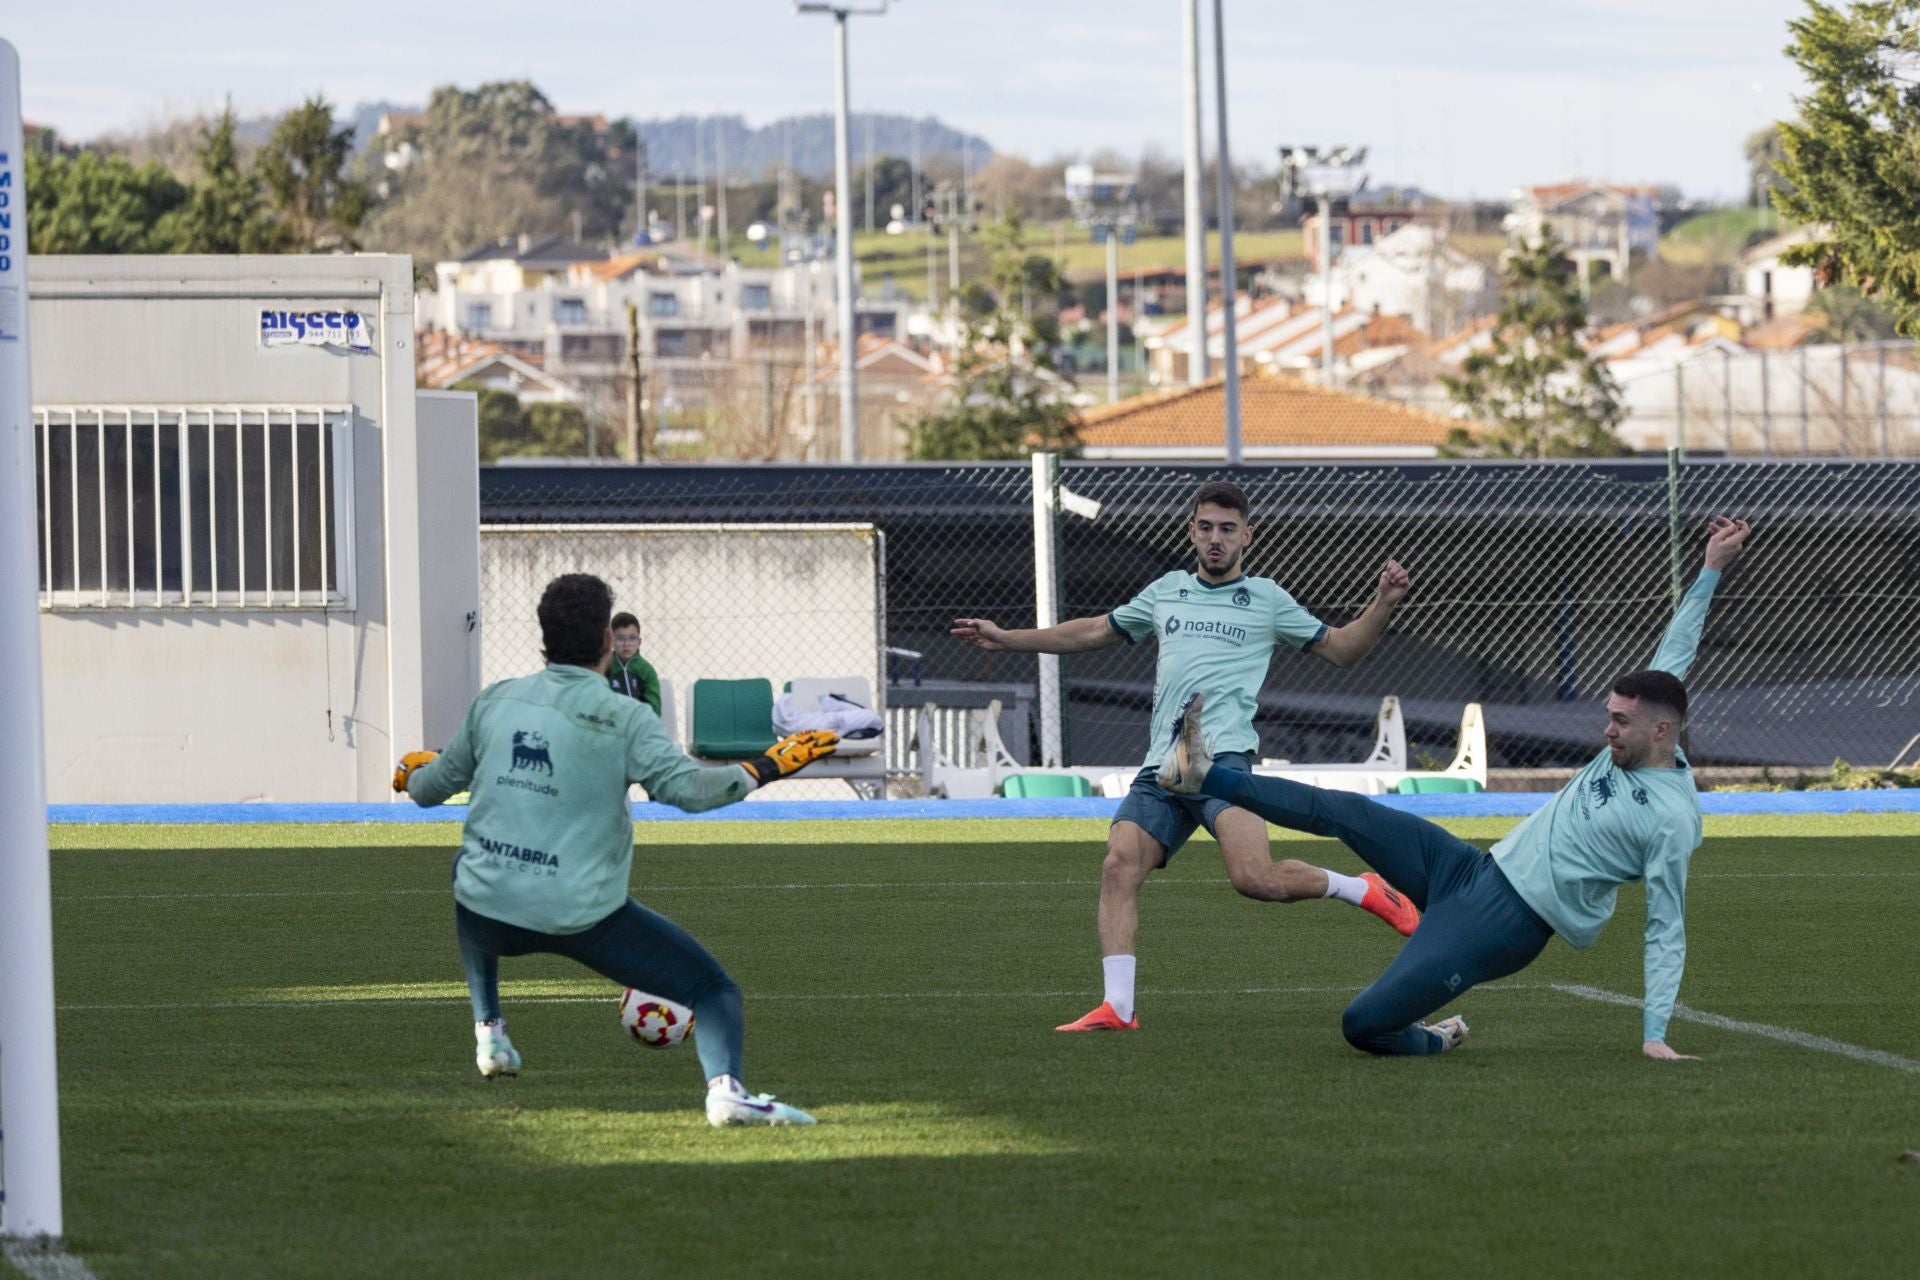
[456,898,746,1082]
[1203,767,1554,1055]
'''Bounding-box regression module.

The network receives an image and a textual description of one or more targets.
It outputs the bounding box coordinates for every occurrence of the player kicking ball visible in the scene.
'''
[1158,517,1752,1059]
[953,480,1418,1034]
[393,572,837,1125]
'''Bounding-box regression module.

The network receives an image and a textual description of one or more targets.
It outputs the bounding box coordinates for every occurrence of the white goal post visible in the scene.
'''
[0,37,66,1240]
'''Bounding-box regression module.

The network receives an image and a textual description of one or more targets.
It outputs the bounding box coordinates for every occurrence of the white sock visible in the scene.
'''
[475,1017,506,1042]
[1321,870,1368,906]
[1102,955,1137,1022]
[707,1073,744,1097]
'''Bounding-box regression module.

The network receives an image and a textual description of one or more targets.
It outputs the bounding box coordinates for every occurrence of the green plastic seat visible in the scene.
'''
[689,678,776,758]
[1001,773,1093,799]
[1394,776,1484,795]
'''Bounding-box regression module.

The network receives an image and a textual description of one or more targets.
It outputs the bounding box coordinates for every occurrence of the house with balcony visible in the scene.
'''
[1505,182,1659,286]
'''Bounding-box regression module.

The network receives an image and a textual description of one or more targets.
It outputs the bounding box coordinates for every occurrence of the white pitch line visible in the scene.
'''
[56,983,1369,1014]
[55,871,1920,902]
[3,1239,100,1280]
[1548,983,1920,1075]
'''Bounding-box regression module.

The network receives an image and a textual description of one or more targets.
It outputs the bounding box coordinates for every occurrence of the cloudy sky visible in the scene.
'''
[12,0,1811,199]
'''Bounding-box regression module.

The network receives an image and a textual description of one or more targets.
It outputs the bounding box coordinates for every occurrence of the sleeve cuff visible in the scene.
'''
[1107,613,1136,644]
[1299,622,1329,651]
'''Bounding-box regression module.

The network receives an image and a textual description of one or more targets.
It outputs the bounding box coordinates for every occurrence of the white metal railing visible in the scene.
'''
[33,405,354,610]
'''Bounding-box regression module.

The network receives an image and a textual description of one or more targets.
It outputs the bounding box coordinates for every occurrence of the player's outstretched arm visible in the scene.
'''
[1310,560,1412,668]
[951,615,1124,655]
[739,730,839,786]
[1649,517,1749,678]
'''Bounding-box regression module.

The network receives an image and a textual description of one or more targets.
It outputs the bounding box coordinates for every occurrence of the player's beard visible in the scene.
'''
[1198,546,1242,578]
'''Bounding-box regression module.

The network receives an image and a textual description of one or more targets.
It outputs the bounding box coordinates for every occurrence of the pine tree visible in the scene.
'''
[257,96,370,251]
[1772,1,1920,337]
[160,107,287,253]
[1441,229,1627,459]
[908,209,1080,460]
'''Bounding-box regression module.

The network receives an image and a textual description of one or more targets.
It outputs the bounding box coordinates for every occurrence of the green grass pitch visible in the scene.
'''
[27,815,1920,1278]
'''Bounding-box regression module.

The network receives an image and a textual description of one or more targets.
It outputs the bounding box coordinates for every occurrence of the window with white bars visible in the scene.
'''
[33,406,354,610]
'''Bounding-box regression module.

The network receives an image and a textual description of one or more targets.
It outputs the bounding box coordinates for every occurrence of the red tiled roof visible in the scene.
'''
[1075,374,1466,449]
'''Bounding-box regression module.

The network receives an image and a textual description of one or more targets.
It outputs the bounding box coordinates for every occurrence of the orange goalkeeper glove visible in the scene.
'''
[392,750,439,793]
[740,730,838,785]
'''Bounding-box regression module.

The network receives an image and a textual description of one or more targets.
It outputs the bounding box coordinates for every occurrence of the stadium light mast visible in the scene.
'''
[1279,145,1369,387]
[1212,0,1241,463]
[0,38,65,1241]
[795,1,894,463]
[1182,0,1208,384]
[1067,165,1142,405]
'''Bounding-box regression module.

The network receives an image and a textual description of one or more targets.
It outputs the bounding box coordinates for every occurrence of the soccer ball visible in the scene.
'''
[619,988,694,1048]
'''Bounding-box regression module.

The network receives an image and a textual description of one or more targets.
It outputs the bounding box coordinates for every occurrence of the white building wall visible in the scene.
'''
[28,255,469,802]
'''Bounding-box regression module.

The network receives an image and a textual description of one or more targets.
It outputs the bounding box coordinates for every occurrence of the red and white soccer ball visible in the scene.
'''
[619,988,694,1048]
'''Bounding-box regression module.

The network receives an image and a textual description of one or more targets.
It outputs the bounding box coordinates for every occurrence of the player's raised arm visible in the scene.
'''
[1649,518,1749,679]
[1310,560,1412,669]
[951,615,1125,655]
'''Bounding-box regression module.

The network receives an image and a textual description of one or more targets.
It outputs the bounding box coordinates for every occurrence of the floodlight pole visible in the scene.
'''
[830,12,857,460]
[799,3,892,462]
[1319,200,1335,385]
[1212,0,1241,463]
[1105,233,1121,403]
[0,38,65,1241]
[1182,0,1209,383]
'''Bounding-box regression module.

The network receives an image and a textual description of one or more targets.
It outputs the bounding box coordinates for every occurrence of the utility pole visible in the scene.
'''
[635,136,648,242]
[1068,164,1141,407]
[717,121,730,256]
[626,302,646,462]
[1182,0,1209,383]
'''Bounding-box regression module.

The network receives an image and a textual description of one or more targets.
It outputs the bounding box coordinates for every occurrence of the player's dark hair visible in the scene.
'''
[538,574,614,667]
[610,611,640,632]
[1612,669,1688,722]
[1191,480,1250,520]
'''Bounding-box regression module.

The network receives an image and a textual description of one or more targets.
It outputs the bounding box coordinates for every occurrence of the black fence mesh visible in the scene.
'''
[479,459,1920,775]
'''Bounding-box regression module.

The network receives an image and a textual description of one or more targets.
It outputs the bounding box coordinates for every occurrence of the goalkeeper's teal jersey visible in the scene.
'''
[406,663,750,934]
[1108,570,1328,766]
[1490,568,1720,1042]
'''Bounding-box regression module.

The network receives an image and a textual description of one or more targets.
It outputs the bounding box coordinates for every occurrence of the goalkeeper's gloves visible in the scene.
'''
[392,750,439,794]
[740,730,839,785]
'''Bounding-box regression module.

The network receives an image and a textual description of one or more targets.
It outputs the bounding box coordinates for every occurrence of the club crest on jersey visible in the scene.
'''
[511,730,554,774]
[1632,787,1650,805]
[1232,587,1251,607]
[1177,588,1190,599]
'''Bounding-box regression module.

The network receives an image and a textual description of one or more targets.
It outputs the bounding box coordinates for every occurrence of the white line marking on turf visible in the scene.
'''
[58,871,1920,902]
[3,1239,101,1280]
[1549,983,1920,1075]
[56,983,1370,1013]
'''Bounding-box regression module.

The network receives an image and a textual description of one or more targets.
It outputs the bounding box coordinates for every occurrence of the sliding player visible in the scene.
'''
[952,480,1417,1032]
[1159,518,1751,1059]
[394,572,838,1124]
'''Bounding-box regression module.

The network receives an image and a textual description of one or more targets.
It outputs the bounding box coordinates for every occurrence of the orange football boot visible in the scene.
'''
[1359,872,1420,937]
[1054,1001,1140,1032]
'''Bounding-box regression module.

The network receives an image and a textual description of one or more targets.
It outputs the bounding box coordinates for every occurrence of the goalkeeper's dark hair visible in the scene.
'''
[1190,480,1250,520]
[538,574,614,667]
[1612,669,1688,722]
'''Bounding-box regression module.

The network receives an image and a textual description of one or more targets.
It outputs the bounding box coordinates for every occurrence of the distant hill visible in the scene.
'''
[336,104,988,179]
[636,114,989,180]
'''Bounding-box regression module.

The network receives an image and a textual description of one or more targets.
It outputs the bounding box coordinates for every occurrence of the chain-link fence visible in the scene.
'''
[479,459,1920,785]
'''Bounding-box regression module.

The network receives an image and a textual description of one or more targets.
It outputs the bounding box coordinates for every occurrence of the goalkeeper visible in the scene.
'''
[393,572,837,1126]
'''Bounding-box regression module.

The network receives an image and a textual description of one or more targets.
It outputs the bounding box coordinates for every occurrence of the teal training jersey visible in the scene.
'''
[406,663,752,934]
[1108,570,1328,766]
[1490,568,1720,1042]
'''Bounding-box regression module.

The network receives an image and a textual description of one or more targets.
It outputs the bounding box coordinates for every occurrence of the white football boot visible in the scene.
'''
[1155,691,1212,794]
[1423,1014,1470,1052]
[475,1020,522,1079]
[706,1077,816,1127]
